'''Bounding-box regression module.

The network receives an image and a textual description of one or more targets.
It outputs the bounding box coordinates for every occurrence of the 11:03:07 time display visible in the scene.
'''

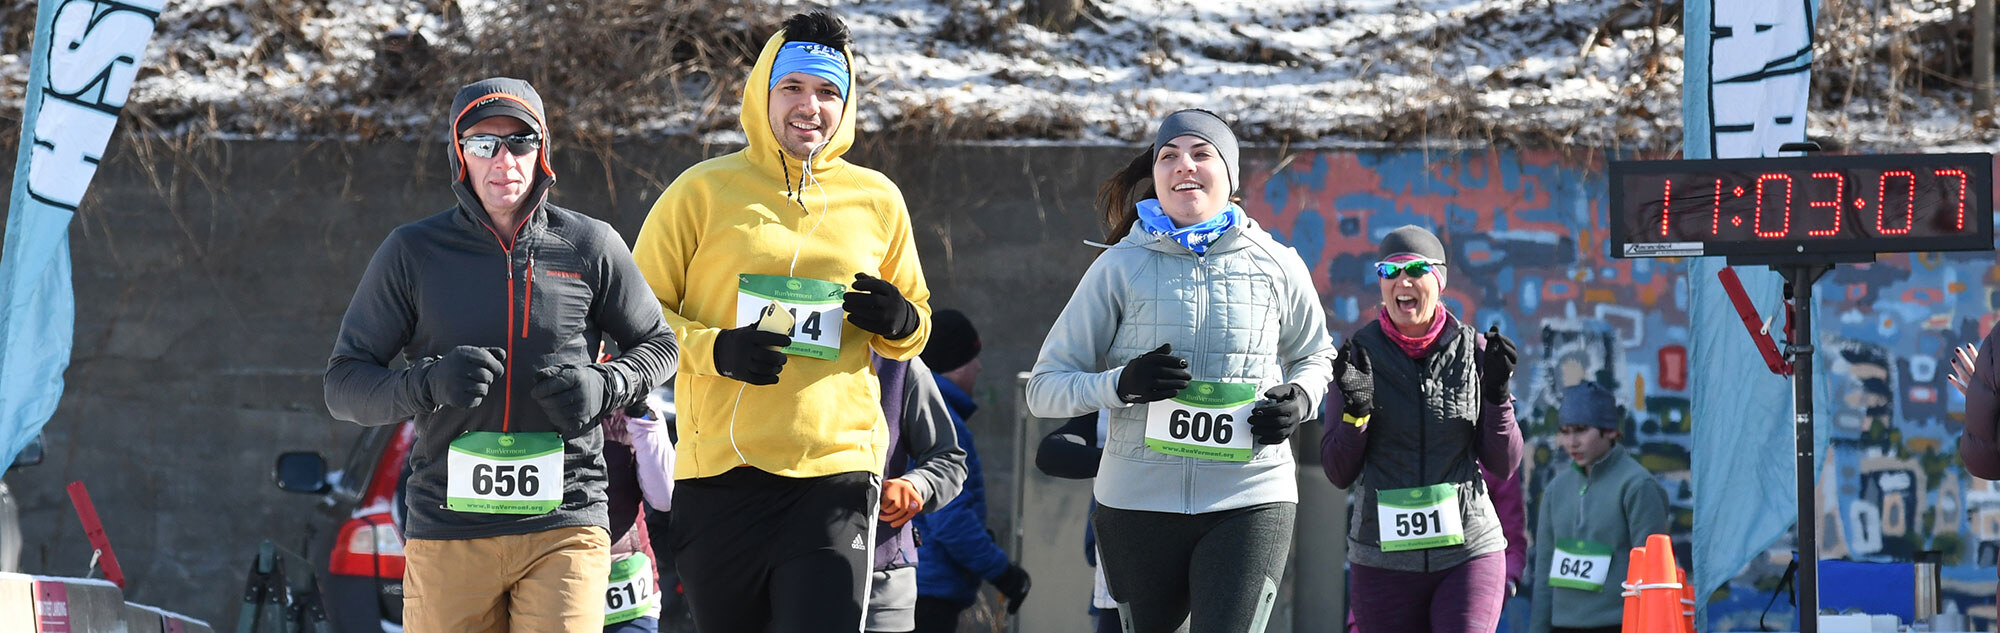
[1608,153,1994,260]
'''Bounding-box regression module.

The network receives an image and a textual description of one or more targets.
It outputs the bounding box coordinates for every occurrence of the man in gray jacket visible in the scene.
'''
[1528,383,1669,633]
[324,77,678,632]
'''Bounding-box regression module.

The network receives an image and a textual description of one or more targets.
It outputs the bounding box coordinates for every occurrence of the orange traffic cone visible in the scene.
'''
[1677,567,1696,633]
[1622,545,1647,633]
[1636,534,1687,633]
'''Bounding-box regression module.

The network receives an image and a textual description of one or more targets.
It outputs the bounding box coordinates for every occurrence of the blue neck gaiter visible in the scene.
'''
[1136,199,1242,255]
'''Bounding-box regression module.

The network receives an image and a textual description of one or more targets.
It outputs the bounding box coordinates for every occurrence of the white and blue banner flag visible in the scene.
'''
[1,0,166,469]
[1683,0,1832,626]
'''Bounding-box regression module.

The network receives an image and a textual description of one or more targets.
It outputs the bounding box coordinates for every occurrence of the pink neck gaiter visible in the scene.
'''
[1378,305,1448,358]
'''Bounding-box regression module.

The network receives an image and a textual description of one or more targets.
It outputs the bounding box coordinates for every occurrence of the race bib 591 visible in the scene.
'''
[1376,483,1466,552]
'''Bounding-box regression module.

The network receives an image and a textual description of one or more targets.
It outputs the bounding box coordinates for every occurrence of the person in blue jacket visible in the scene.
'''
[913,310,1032,633]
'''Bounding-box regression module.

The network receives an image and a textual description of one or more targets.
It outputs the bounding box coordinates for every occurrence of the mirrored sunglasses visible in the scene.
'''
[1374,259,1441,280]
[458,132,541,159]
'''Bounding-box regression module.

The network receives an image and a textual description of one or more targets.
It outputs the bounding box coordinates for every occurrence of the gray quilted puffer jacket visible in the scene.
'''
[1026,218,1336,514]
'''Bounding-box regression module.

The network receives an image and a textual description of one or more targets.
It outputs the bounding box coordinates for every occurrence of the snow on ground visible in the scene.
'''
[0,0,1991,152]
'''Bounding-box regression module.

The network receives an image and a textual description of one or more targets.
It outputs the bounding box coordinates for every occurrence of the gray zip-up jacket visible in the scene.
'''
[1529,444,1669,633]
[1026,218,1335,514]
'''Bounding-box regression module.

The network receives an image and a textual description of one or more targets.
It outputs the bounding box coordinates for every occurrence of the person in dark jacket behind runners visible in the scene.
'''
[324,77,679,633]
[1527,382,1669,633]
[1027,110,1336,633]
[914,310,1032,632]
[867,355,968,633]
[1321,223,1523,633]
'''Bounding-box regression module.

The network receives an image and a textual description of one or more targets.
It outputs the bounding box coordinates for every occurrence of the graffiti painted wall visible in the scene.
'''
[1237,148,1999,629]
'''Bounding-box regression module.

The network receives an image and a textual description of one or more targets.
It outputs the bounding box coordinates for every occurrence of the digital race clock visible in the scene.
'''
[1608,153,1994,262]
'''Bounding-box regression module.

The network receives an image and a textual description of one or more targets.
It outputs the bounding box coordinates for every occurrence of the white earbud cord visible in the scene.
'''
[727,141,833,466]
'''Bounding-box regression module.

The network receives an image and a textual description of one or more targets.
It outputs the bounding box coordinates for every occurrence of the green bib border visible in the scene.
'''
[780,340,840,361]
[1556,538,1613,557]
[1378,483,1457,510]
[1549,577,1606,592]
[738,274,845,305]
[443,496,561,515]
[1379,533,1466,552]
[1171,380,1260,408]
[1144,438,1253,462]
[447,431,563,460]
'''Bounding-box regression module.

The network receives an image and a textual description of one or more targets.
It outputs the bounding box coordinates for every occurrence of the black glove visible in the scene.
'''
[531,364,622,434]
[1480,326,1518,405]
[425,346,506,409]
[1333,340,1374,418]
[843,273,919,340]
[1248,383,1310,444]
[714,325,791,385]
[990,563,1032,614]
[1116,344,1191,404]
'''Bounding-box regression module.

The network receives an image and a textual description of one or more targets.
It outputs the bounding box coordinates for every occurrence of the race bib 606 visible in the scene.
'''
[1144,381,1257,462]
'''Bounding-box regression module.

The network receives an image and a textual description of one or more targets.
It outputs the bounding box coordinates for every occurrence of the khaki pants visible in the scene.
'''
[404,525,610,633]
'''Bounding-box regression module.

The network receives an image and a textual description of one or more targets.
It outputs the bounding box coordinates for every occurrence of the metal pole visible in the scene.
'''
[1010,371,1032,633]
[1977,0,1994,123]
[1784,265,1827,633]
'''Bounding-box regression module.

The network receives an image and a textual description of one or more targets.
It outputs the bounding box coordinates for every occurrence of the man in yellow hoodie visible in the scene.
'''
[632,10,932,632]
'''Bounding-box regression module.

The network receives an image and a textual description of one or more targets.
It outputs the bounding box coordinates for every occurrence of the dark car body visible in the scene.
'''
[277,422,412,633]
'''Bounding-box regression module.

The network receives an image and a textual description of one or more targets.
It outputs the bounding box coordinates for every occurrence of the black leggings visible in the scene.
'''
[912,596,964,633]
[670,468,879,633]
[1094,502,1296,633]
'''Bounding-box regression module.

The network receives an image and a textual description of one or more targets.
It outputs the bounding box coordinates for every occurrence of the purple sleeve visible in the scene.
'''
[1319,387,1369,489]
[1476,399,1523,479]
[1482,463,1527,586]
[1963,326,2000,478]
[626,414,676,511]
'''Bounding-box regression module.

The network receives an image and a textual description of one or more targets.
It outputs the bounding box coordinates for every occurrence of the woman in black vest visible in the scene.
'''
[1320,224,1524,633]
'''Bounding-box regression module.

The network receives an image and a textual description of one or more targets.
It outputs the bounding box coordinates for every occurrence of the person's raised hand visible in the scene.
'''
[1480,326,1518,405]
[1950,342,1980,396]
[1333,340,1374,418]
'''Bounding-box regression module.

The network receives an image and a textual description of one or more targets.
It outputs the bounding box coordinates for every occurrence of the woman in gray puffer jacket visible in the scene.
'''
[1026,109,1336,633]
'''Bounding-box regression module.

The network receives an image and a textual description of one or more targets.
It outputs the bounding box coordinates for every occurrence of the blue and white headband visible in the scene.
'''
[769,41,851,99]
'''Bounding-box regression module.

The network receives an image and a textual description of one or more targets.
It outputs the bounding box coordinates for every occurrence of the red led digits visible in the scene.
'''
[1755,173,1792,238]
[1711,178,1724,236]
[1807,172,1843,237]
[1877,170,1915,235]
[1660,179,1671,237]
[1936,168,1968,231]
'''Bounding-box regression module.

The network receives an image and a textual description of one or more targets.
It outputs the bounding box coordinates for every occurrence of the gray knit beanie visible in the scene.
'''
[1153,109,1240,194]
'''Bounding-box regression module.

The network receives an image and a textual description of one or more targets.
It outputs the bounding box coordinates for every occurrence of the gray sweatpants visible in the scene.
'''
[1093,501,1296,633]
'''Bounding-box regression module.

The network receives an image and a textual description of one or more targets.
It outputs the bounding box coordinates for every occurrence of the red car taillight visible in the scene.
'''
[328,515,404,579]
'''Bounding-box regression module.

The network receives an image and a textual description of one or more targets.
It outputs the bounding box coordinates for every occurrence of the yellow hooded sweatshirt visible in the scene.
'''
[634,31,932,480]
